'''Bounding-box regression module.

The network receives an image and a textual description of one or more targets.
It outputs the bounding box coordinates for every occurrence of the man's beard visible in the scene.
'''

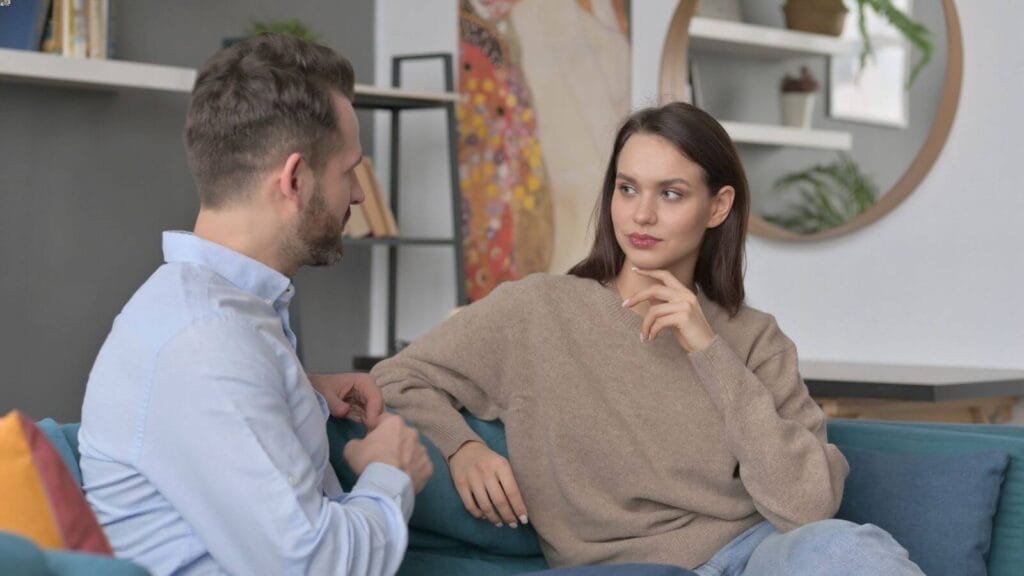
[297,182,347,268]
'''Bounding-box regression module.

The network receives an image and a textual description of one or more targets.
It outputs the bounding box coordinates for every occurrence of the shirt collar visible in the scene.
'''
[162,231,294,306]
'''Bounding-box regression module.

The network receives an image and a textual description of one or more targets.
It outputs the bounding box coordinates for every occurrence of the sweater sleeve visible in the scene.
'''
[687,325,849,532]
[372,281,524,459]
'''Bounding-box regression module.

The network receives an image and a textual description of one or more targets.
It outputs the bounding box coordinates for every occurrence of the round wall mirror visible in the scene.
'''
[659,0,962,241]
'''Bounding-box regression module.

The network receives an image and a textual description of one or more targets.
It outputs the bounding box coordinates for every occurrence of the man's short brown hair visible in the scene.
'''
[184,33,356,208]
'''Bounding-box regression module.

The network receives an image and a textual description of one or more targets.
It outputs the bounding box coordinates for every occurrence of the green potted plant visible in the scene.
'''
[223,19,324,48]
[782,0,933,86]
[762,153,879,234]
[246,19,323,43]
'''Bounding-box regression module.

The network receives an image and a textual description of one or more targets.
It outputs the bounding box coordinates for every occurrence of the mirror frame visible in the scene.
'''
[658,0,963,241]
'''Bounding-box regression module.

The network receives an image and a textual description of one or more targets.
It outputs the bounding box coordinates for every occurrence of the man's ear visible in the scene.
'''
[707,185,735,229]
[275,152,307,208]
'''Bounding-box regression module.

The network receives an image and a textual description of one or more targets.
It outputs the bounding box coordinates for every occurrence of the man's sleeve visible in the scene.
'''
[138,315,411,576]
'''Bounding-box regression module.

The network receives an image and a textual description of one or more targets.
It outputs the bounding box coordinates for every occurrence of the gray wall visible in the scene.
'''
[0,1,377,422]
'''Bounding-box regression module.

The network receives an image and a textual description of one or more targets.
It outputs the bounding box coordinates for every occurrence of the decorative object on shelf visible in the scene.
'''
[784,0,933,87]
[780,65,819,129]
[762,152,878,234]
[458,0,630,301]
[782,0,849,36]
[695,0,742,22]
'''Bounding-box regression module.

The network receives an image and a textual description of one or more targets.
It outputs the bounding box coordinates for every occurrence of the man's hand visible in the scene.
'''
[307,372,384,429]
[343,413,434,493]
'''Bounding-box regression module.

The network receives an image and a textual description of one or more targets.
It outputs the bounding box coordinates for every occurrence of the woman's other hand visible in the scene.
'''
[448,440,529,528]
[623,267,717,353]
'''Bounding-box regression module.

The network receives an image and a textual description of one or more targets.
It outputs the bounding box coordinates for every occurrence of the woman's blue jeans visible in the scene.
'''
[693,519,925,576]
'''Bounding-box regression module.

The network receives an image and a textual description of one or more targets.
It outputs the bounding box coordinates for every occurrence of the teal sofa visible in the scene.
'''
[4,417,1023,576]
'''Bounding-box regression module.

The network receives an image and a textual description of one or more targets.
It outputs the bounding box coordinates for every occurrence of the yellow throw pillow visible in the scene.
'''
[0,411,112,554]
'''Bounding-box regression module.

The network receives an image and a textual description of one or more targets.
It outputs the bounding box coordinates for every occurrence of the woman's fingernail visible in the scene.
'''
[631,266,638,271]
[520,515,529,525]
[510,522,519,529]
[495,522,503,528]
[621,298,630,307]
[640,332,646,343]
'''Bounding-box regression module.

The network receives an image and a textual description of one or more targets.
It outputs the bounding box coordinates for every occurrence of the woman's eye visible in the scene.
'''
[662,189,683,200]
[618,184,636,195]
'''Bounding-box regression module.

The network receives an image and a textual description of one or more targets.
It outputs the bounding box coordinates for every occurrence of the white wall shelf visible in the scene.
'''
[689,17,852,58]
[0,48,459,107]
[722,121,852,151]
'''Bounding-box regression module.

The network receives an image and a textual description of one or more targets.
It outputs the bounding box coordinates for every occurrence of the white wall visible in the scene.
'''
[372,0,459,354]
[376,1,1024,374]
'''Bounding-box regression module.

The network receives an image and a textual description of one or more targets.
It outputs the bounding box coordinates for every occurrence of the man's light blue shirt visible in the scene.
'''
[80,231,413,576]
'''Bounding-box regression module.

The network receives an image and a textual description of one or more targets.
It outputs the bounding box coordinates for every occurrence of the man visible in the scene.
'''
[79,34,433,576]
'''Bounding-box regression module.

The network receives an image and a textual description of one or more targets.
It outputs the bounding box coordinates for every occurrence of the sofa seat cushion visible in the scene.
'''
[0,411,111,555]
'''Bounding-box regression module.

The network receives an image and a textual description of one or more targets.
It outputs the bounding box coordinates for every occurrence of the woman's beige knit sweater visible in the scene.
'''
[373,273,848,569]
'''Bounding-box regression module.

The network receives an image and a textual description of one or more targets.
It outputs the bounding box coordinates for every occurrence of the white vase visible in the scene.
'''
[781,92,816,129]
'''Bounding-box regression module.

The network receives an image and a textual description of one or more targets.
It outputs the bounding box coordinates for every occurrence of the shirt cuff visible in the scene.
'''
[351,462,415,522]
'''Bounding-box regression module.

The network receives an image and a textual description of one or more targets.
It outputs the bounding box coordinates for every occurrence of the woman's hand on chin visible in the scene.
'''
[622,267,717,353]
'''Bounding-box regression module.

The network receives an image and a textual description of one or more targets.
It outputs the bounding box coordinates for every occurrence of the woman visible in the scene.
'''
[372,103,922,575]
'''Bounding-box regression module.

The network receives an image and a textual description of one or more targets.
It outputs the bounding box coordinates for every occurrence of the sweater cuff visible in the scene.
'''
[687,335,750,413]
[424,419,486,461]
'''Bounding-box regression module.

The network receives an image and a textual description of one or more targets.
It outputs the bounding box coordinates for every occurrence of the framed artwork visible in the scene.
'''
[458,0,631,301]
[828,0,911,127]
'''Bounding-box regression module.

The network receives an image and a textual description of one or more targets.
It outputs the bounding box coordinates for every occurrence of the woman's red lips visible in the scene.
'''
[628,234,661,248]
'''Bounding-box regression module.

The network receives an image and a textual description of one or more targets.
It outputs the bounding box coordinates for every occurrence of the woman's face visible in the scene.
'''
[610,133,733,278]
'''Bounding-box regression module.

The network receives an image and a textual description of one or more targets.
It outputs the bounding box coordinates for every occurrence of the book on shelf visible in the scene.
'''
[353,157,400,237]
[343,204,372,238]
[35,0,108,58]
[0,0,51,50]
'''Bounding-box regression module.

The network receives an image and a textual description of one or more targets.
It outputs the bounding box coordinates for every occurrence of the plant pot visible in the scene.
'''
[782,0,849,37]
[781,92,816,129]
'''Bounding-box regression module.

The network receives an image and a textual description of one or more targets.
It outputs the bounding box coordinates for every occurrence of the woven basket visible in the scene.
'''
[783,0,849,37]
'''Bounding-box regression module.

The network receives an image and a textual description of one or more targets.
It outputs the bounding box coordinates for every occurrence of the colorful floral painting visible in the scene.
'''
[459,0,631,301]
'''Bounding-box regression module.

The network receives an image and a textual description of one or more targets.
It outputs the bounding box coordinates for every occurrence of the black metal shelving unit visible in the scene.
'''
[350,53,466,358]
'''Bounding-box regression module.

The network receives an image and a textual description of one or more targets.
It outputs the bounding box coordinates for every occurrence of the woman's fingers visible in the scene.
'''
[631,267,687,291]
[496,466,529,525]
[484,473,521,527]
[454,476,484,519]
[467,474,502,525]
[623,284,678,308]
[648,312,683,342]
[641,302,679,341]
